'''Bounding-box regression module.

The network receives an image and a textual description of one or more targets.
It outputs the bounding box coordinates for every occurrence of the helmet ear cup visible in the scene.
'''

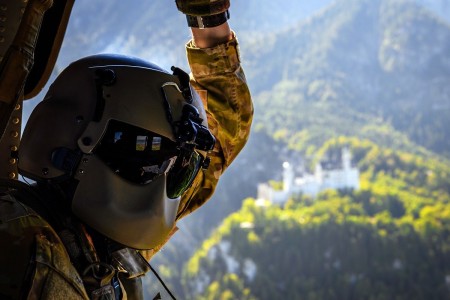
[19,65,98,180]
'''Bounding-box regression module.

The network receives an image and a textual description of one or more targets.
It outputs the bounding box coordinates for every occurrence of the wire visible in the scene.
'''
[139,253,177,300]
[149,263,177,300]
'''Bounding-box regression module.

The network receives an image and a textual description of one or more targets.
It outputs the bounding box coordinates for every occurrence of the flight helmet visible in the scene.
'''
[19,54,215,250]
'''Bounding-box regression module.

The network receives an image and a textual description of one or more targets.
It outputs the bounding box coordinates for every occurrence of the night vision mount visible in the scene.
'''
[175,103,215,151]
[164,66,216,152]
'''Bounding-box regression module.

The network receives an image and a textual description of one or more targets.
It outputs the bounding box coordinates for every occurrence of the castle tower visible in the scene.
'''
[282,162,294,192]
[342,147,351,170]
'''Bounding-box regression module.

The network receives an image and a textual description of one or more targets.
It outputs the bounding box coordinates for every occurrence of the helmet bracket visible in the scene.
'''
[92,68,116,122]
[171,66,193,103]
[176,104,215,151]
[161,82,215,152]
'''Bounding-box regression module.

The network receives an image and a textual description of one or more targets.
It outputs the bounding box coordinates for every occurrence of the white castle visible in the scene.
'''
[258,148,360,204]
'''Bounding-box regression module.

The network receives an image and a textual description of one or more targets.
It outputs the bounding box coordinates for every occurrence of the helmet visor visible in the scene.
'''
[167,149,204,198]
[95,120,204,198]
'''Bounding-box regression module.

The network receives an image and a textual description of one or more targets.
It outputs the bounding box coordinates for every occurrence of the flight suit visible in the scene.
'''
[0,35,253,299]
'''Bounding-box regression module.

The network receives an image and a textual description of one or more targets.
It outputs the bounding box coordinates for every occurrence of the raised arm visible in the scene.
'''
[141,1,253,260]
[175,1,254,218]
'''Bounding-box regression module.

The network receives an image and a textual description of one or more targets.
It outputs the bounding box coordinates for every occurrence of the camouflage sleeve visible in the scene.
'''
[176,32,253,219]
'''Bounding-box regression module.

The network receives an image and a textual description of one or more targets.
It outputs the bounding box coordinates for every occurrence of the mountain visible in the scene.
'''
[24,0,450,155]
[23,0,334,125]
[245,0,450,158]
[54,0,333,70]
[185,0,450,242]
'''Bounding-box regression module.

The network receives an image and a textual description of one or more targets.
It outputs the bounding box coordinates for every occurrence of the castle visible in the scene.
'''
[257,148,360,204]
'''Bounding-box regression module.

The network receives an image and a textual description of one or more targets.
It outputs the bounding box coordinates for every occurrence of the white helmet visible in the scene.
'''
[19,54,215,250]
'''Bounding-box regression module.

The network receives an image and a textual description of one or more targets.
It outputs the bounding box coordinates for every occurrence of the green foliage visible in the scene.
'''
[268,180,283,191]
[198,274,257,300]
[183,137,450,299]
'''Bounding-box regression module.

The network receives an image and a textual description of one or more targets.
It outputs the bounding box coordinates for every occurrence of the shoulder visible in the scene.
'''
[0,192,51,247]
[0,195,36,295]
[0,193,88,299]
[0,193,50,297]
[0,192,50,248]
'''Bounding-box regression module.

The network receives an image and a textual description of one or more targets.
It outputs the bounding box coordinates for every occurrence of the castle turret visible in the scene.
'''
[342,147,352,170]
[283,162,294,192]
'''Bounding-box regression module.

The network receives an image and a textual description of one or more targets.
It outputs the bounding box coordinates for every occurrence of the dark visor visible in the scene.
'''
[95,119,204,198]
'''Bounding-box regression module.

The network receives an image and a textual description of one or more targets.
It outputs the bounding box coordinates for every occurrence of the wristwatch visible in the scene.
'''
[186,10,230,29]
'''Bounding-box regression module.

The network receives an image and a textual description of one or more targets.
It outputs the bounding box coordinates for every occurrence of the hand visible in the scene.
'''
[175,0,230,16]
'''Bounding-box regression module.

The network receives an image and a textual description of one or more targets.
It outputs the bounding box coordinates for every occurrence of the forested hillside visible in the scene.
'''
[182,137,450,299]
[185,0,450,246]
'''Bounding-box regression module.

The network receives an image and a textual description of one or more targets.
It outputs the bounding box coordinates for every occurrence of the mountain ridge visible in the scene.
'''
[245,0,450,157]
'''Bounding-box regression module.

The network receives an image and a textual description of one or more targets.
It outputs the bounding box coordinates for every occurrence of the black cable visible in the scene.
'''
[149,263,177,300]
[139,253,177,300]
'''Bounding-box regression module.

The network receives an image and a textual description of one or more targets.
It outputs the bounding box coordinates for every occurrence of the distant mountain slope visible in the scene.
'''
[245,0,450,157]
[55,0,332,69]
[24,0,334,119]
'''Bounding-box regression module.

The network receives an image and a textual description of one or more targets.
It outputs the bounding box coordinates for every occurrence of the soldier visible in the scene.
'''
[0,0,253,299]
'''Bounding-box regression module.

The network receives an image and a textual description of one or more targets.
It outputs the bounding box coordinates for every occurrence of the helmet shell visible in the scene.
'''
[19,54,207,180]
[19,54,208,249]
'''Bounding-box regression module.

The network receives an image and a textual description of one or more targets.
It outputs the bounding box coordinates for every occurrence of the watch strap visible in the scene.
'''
[186,10,230,29]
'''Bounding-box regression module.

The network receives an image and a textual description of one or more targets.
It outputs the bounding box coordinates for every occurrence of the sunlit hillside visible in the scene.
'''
[183,137,450,299]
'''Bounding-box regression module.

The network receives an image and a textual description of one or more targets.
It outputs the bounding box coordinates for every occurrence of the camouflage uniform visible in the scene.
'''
[0,34,253,299]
